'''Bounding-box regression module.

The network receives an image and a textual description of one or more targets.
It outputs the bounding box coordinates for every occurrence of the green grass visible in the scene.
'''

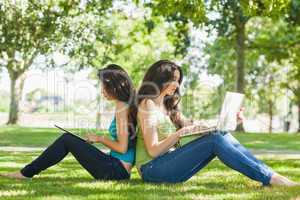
[0,125,108,149]
[1,126,299,151]
[235,132,300,151]
[0,152,299,200]
[0,126,300,199]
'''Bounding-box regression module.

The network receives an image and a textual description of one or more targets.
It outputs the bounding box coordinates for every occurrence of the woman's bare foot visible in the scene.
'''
[0,172,28,180]
[270,173,298,186]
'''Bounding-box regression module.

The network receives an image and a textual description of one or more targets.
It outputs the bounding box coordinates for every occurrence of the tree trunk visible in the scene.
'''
[268,100,273,133]
[5,53,35,125]
[6,71,26,125]
[7,73,19,125]
[284,101,292,132]
[236,29,245,93]
[297,102,300,133]
[234,21,246,132]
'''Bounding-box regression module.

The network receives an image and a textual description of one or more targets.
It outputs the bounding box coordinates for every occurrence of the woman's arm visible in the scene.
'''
[170,107,216,130]
[171,107,246,132]
[169,109,195,129]
[86,101,130,154]
[139,99,181,158]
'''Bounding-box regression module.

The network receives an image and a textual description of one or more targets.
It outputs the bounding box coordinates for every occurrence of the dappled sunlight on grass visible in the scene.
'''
[0,190,34,198]
[0,162,25,168]
[190,192,256,200]
[196,169,234,178]
[0,129,300,199]
[235,133,300,151]
[39,195,85,200]
[246,140,265,144]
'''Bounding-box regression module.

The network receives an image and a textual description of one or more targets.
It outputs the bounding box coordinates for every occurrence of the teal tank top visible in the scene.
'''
[109,117,135,164]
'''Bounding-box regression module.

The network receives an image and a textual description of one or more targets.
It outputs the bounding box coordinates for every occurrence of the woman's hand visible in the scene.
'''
[176,125,196,137]
[85,133,102,144]
[236,107,245,125]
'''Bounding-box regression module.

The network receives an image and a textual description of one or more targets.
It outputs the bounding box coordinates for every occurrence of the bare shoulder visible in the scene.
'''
[116,101,128,108]
[138,99,157,120]
[139,98,156,110]
[138,99,158,128]
[116,101,129,115]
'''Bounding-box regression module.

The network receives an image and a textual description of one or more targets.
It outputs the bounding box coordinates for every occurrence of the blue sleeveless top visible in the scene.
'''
[108,117,135,164]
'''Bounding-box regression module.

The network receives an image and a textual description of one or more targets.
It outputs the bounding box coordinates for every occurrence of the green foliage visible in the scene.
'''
[146,0,206,25]
[142,0,207,57]
[181,83,221,119]
[282,64,300,104]
[81,8,178,86]
[203,5,300,118]
[241,0,291,18]
[253,62,285,115]
[205,37,236,90]
[288,0,300,24]
[110,14,177,86]
[246,17,300,109]
[0,0,81,75]
[0,0,113,124]
[247,18,300,61]
[240,0,300,26]
[207,0,250,36]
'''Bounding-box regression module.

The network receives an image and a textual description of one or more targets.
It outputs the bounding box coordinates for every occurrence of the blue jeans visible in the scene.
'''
[140,131,274,185]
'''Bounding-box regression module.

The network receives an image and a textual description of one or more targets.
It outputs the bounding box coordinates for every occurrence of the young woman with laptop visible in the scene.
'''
[135,60,298,186]
[1,64,137,181]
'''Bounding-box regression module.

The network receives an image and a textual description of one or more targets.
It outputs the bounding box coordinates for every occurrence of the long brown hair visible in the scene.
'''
[97,64,137,147]
[137,60,188,129]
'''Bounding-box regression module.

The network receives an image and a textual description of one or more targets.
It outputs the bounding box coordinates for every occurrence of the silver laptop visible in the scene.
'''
[180,92,244,137]
[216,92,244,131]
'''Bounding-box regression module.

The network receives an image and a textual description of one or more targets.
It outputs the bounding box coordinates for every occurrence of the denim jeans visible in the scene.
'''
[21,133,130,180]
[140,131,274,185]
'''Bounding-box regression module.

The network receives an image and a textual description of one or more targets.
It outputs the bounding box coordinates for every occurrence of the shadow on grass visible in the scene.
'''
[1,168,300,200]
[1,151,300,200]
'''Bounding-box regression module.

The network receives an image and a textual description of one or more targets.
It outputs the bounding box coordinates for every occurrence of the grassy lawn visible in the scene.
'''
[0,126,300,200]
[0,126,109,149]
[234,132,300,152]
[1,125,300,151]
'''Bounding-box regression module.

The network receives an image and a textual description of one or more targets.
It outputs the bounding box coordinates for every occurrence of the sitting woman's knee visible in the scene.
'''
[211,131,227,142]
[61,132,74,141]
[212,130,238,145]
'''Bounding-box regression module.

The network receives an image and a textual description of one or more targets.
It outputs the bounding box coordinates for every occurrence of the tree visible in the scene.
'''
[63,3,178,129]
[0,0,111,124]
[93,11,178,128]
[145,0,300,132]
[204,0,296,131]
[246,15,300,132]
[282,60,300,133]
[250,60,285,133]
[0,0,74,124]
[239,0,300,133]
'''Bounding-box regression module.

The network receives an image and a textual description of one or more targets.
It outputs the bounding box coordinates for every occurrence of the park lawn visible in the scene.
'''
[0,151,300,200]
[0,126,109,149]
[0,125,300,151]
[0,126,300,199]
